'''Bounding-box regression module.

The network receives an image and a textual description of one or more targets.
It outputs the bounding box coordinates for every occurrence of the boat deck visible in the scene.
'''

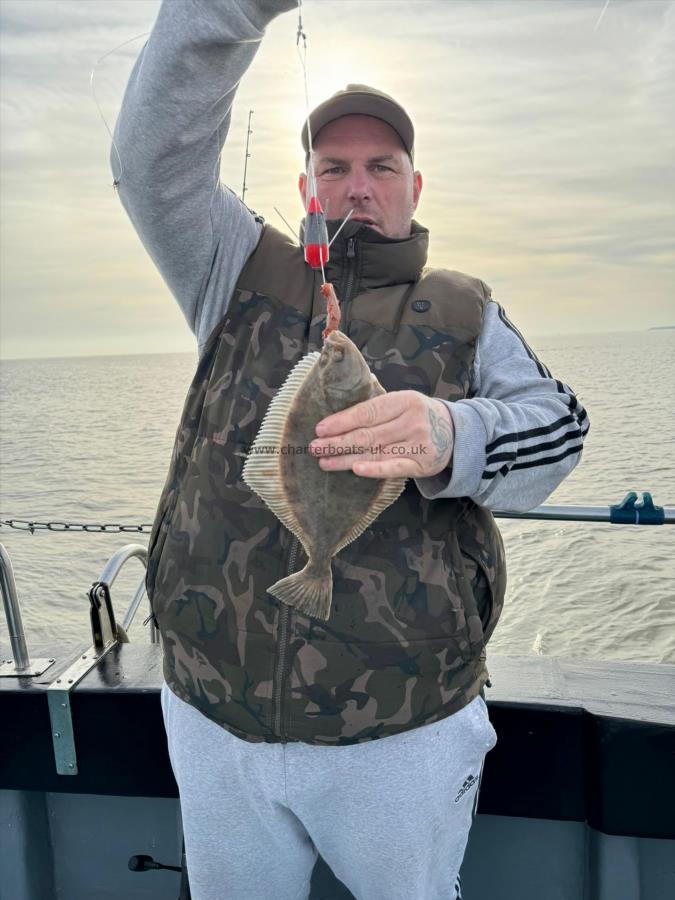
[2,646,674,899]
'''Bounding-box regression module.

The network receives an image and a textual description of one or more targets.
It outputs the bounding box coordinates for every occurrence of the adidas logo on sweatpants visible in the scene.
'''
[454,774,478,802]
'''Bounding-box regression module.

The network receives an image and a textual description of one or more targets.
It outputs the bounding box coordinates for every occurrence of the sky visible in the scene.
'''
[0,0,673,360]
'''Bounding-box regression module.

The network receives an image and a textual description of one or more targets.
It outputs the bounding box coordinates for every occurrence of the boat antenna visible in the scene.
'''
[241,109,254,203]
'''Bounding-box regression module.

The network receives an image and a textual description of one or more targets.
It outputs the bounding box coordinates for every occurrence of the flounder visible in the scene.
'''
[242,285,407,621]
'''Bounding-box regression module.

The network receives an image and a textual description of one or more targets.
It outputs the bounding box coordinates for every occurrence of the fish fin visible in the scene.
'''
[269,561,333,621]
[334,476,408,554]
[242,351,321,543]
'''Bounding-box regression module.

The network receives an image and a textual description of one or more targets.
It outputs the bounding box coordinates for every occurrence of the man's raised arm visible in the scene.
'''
[112,0,297,353]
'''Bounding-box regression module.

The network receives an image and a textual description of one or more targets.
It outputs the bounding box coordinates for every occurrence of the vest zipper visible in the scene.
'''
[273,536,299,740]
[273,236,355,738]
[341,237,357,331]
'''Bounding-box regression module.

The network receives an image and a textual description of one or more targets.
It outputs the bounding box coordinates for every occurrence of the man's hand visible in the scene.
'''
[308,391,455,478]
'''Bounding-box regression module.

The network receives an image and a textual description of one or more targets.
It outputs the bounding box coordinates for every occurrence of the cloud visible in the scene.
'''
[1,0,674,358]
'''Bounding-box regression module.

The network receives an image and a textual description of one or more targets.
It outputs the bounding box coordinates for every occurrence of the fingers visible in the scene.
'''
[315,391,411,438]
[316,446,425,478]
[309,392,453,479]
[310,417,409,458]
[353,458,417,479]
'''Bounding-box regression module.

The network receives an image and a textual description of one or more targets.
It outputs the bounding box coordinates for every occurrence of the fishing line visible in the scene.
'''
[296,0,316,200]
[274,206,301,242]
[90,31,150,189]
[328,209,355,246]
[91,25,260,198]
[593,0,612,33]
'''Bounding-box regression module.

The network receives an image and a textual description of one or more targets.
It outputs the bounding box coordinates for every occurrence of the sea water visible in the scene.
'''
[1,330,673,664]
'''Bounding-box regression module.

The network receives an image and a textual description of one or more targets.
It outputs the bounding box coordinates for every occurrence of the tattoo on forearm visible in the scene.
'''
[428,406,453,464]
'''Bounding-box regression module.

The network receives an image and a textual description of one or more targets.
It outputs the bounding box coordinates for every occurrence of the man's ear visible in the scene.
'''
[298,172,307,208]
[412,171,423,210]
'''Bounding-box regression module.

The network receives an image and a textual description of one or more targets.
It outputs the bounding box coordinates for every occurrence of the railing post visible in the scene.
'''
[0,542,29,670]
[0,542,54,677]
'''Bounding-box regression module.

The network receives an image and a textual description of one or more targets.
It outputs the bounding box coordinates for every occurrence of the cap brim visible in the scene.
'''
[301,92,414,158]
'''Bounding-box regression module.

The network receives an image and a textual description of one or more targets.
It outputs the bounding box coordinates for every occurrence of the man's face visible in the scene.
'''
[298,114,423,240]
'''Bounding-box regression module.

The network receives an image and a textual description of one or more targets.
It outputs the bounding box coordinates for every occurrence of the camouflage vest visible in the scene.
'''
[145,219,506,745]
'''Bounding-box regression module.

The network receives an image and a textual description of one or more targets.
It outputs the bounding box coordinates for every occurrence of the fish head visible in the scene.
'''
[318,331,373,410]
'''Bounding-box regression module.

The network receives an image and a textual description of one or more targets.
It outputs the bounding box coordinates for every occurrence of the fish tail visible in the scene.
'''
[269,561,333,621]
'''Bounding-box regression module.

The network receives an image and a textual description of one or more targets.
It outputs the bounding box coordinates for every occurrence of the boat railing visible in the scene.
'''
[91,543,155,645]
[42,543,149,776]
[1,491,673,679]
[0,542,55,677]
[494,491,673,524]
[0,541,153,685]
[0,492,672,680]
[1,492,672,776]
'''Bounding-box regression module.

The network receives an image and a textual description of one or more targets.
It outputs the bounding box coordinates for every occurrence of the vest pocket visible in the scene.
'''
[145,490,178,615]
[456,518,506,648]
[457,546,493,649]
[446,532,489,658]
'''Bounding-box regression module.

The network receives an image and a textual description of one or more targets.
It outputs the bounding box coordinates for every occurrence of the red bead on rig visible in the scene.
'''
[304,194,329,270]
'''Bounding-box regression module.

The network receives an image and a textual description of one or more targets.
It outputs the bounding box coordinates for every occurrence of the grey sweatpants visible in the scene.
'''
[161,682,497,900]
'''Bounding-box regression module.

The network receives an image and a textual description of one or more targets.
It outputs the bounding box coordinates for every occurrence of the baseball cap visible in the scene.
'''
[301,84,415,163]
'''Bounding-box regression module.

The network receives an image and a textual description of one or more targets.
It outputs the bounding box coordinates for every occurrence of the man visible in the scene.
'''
[113,2,589,898]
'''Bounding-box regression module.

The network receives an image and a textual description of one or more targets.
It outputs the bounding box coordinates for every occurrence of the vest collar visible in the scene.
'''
[298,217,429,289]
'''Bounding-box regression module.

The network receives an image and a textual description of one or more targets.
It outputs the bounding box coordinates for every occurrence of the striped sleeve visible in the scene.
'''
[415,300,590,511]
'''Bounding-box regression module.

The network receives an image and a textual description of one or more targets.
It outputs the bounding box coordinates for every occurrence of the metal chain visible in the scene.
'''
[0,518,153,534]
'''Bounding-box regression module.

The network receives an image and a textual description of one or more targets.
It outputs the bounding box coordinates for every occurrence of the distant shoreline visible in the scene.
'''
[648,326,675,331]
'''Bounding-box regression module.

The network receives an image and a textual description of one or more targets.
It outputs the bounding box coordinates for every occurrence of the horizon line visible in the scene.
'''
[1,326,674,363]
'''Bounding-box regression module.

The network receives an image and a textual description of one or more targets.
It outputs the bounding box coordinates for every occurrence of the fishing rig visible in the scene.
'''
[296,1,329,274]
[291,0,354,281]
